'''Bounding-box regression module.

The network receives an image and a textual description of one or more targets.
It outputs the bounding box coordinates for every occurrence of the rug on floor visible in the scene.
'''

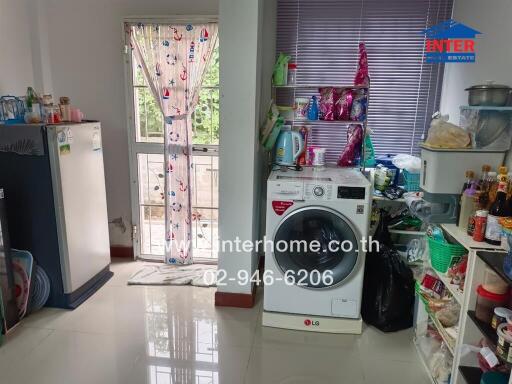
[127,264,216,287]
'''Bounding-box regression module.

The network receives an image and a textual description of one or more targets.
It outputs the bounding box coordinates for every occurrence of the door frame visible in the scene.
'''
[122,16,218,261]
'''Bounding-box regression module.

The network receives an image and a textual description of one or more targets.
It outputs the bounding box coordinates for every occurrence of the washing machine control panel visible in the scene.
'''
[304,183,334,200]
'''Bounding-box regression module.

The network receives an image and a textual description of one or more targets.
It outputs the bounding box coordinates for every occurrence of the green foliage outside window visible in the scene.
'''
[135,45,219,145]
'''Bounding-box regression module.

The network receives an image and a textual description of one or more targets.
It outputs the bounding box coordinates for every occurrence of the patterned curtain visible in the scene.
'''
[130,22,218,264]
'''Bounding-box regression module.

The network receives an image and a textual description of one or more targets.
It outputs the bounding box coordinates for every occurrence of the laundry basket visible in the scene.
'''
[428,237,466,273]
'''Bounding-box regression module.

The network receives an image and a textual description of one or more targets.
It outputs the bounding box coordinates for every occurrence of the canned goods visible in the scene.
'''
[473,210,488,242]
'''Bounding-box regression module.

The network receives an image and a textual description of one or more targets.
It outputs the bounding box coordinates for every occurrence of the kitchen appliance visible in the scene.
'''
[466,82,511,106]
[420,144,506,223]
[274,126,304,166]
[0,122,112,309]
[460,106,512,151]
[263,167,371,333]
[0,188,19,331]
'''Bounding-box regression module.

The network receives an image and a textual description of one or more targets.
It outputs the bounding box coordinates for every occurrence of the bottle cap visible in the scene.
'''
[288,63,297,69]
[476,210,488,217]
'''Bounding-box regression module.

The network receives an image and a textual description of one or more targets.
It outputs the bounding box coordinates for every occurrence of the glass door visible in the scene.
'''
[125,25,219,262]
[273,207,361,288]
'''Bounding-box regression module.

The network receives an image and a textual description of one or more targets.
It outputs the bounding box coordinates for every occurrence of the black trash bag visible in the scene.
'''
[361,211,415,332]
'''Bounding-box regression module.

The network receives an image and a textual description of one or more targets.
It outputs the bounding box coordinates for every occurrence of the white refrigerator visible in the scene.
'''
[0,121,112,308]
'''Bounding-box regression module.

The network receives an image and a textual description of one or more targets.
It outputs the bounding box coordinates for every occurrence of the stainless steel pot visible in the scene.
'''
[465,82,511,106]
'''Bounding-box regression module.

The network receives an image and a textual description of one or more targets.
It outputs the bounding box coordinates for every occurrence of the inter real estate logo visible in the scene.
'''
[422,19,481,63]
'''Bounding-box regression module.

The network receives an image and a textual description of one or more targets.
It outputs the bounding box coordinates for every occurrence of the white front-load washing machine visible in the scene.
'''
[262,167,371,333]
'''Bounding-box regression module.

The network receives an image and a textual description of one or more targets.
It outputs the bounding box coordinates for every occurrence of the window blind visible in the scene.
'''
[276,0,453,161]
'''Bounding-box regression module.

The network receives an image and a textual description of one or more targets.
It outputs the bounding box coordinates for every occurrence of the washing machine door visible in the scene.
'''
[273,206,361,289]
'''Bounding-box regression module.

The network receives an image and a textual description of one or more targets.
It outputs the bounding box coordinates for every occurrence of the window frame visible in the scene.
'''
[123,18,219,262]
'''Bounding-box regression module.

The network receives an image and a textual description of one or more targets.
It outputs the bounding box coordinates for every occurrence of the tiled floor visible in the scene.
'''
[0,259,430,384]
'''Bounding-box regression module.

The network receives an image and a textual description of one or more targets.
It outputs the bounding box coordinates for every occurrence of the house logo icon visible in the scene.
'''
[422,19,481,63]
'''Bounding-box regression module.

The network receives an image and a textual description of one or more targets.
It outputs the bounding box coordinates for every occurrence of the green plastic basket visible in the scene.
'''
[403,170,420,192]
[428,237,466,273]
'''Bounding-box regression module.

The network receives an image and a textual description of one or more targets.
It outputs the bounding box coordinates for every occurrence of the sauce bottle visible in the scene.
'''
[485,167,510,245]
[486,171,498,210]
[468,190,483,236]
[458,170,475,224]
[459,182,477,231]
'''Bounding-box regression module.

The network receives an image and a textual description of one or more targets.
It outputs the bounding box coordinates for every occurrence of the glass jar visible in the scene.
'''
[287,63,297,84]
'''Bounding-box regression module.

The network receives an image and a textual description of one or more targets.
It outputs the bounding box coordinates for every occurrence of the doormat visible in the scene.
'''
[127,264,216,287]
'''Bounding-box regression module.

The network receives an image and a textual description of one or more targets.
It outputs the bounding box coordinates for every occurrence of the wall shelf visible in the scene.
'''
[467,310,498,346]
[415,226,512,383]
[388,228,425,236]
[372,195,406,203]
[429,263,464,305]
[441,224,505,251]
[279,119,365,125]
[460,105,512,111]
[476,251,512,286]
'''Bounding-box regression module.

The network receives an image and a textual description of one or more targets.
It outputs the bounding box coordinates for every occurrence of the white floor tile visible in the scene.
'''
[245,343,365,384]
[1,260,432,384]
[362,358,433,384]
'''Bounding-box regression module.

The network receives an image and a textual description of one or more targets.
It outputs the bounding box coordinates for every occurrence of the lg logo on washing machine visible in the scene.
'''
[304,319,319,327]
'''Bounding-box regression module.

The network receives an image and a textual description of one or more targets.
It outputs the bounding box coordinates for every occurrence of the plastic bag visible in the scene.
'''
[392,154,421,173]
[272,53,290,86]
[430,345,452,383]
[363,133,376,167]
[436,301,460,328]
[425,113,470,148]
[318,87,335,121]
[337,124,363,167]
[334,88,352,120]
[350,90,367,121]
[354,42,370,86]
[361,211,415,332]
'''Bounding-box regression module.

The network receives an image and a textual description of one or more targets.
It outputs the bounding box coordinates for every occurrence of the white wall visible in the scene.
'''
[34,0,219,246]
[216,0,275,294]
[0,0,35,95]
[257,0,276,254]
[217,0,263,294]
[440,0,512,124]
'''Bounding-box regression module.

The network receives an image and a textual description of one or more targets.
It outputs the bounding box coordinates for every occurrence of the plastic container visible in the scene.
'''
[483,268,508,295]
[294,97,309,120]
[458,182,477,231]
[287,63,297,85]
[496,322,512,363]
[419,145,506,195]
[403,170,420,191]
[492,307,512,330]
[428,237,466,273]
[475,285,509,324]
[312,147,326,167]
[375,154,399,186]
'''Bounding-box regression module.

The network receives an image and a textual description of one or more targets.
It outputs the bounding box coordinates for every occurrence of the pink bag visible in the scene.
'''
[354,42,370,86]
[337,124,363,167]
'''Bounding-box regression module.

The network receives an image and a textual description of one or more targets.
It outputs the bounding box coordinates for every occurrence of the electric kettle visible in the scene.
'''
[274,126,304,166]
